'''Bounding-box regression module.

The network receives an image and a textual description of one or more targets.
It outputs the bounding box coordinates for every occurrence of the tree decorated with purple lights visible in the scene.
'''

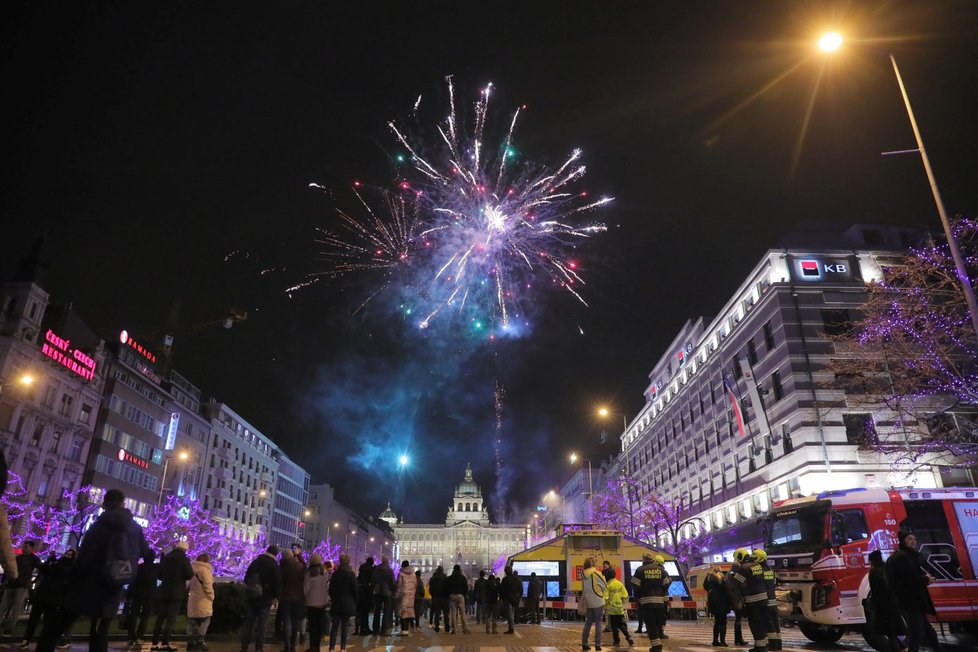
[829,217,978,467]
[591,475,712,568]
[311,537,343,565]
[1,473,99,552]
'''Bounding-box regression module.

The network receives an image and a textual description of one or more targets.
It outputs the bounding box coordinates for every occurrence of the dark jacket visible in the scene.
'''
[11,551,42,588]
[500,572,522,605]
[474,577,487,602]
[885,545,934,614]
[43,556,76,607]
[127,558,159,602]
[704,571,731,616]
[484,576,500,604]
[428,569,448,599]
[867,565,906,636]
[526,576,543,601]
[66,506,150,618]
[244,553,282,604]
[157,548,194,602]
[357,560,375,589]
[280,555,307,603]
[372,563,395,597]
[447,571,468,596]
[328,564,359,617]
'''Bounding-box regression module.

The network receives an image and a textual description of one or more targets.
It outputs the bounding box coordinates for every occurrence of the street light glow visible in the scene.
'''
[569,452,578,464]
[178,451,189,461]
[20,374,34,386]
[398,454,409,467]
[818,32,843,52]
[597,407,609,417]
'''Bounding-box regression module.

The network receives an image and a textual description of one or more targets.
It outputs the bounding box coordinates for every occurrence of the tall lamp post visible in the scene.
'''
[158,450,189,508]
[397,454,409,522]
[598,406,636,537]
[818,31,978,341]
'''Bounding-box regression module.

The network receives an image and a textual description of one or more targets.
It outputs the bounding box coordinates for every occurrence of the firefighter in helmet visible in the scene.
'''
[631,553,671,652]
[729,550,768,652]
[754,549,780,651]
[724,548,751,646]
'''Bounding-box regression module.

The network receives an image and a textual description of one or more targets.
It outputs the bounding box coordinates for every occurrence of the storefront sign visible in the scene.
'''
[41,329,97,381]
[791,256,855,282]
[117,448,149,469]
[165,412,180,450]
[119,329,157,363]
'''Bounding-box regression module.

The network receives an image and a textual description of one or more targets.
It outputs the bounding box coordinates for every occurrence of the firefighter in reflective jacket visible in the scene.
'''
[755,549,780,651]
[631,553,671,652]
[729,551,768,652]
[725,548,751,646]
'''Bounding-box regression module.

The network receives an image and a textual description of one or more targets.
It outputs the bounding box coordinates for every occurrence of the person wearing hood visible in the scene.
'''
[36,489,150,652]
[279,548,307,652]
[428,565,449,632]
[151,541,194,652]
[303,554,331,652]
[187,553,215,651]
[864,549,905,652]
[886,531,944,652]
[447,564,470,634]
[354,557,375,636]
[241,545,283,652]
[125,549,158,649]
[604,566,634,647]
[395,561,418,635]
[328,554,358,652]
[371,556,395,635]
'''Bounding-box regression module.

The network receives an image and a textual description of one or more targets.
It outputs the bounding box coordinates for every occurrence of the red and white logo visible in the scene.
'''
[801,260,820,277]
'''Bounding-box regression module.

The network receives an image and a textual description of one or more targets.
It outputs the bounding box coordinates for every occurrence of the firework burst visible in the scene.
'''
[311,77,612,337]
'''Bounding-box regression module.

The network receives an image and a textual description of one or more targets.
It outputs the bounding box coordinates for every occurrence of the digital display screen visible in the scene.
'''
[512,560,559,576]
[546,580,560,598]
[663,561,681,577]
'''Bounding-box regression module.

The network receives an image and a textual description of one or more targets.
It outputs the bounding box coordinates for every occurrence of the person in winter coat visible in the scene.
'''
[125,549,158,649]
[36,489,150,652]
[526,572,544,625]
[864,550,906,652]
[186,553,215,651]
[279,548,307,652]
[303,554,331,652]
[500,566,522,635]
[395,561,418,635]
[21,549,76,648]
[484,574,501,634]
[704,565,732,647]
[151,541,195,651]
[414,570,425,625]
[474,571,488,625]
[447,564,470,634]
[241,545,283,652]
[328,554,358,652]
[0,539,42,635]
[428,566,450,631]
[604,566,634,646]
[354,557,374,636]
[886,532,943,652]
[581,558,608,651]
[371,556,395,635]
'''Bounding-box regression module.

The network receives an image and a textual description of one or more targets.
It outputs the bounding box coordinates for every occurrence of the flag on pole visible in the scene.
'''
[723,372,746,437]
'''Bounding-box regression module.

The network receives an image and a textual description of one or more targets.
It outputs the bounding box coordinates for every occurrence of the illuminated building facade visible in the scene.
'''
[616,225,977,562]
[0,247,107,521]
[304,483,395,567]
[392,464,528,578]
[269,452,310,548]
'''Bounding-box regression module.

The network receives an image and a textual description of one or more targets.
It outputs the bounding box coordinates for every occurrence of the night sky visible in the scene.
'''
[3,1,977,525]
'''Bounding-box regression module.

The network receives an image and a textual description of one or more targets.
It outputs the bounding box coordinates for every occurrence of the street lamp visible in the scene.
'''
[817,31,978,341]
[569,451,593,504]
[597,406,636,537]
[158,450,190,508]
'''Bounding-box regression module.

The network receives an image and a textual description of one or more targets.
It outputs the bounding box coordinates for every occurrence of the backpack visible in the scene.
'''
[245,570,264,598]
[100,524,141,588]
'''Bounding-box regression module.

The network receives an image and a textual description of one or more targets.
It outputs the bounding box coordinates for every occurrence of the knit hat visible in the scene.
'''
[897,530,913,546]
[310,553,323,565]
[175,541,189,551]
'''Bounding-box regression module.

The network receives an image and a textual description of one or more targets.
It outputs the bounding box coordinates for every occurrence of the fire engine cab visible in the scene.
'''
[764,486,978,643]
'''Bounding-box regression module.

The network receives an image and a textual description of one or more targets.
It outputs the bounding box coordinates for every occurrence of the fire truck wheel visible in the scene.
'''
[798,623,844,644]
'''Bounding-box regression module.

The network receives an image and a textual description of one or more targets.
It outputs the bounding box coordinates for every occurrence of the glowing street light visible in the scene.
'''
[815,31,978,341]
[398,454,409,467]
[817,31,843,52]
[569,452,578,464]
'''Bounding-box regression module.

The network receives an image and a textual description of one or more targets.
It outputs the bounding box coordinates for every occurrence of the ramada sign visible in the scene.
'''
[119,329,157,364]
[117,448,150,469]
[41,329,97,381]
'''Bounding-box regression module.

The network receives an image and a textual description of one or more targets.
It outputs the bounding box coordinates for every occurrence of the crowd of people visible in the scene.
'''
[0,484,949,652]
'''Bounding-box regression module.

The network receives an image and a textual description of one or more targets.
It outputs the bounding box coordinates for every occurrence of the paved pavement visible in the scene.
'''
[10,618,971,652]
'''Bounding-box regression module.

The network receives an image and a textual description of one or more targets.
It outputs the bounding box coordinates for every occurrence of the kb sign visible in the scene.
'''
[792,256,855,282]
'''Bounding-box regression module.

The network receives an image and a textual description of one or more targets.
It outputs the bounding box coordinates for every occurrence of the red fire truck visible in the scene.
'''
[764,486,978,643]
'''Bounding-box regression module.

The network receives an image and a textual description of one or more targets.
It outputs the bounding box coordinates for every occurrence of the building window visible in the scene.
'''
[822,309,852,337]
[843,413,873,444]
[30,423,43,447]
[747,340,757,366]
[732,355,742,379]
[763,321,776,351]
[771,370,783,402]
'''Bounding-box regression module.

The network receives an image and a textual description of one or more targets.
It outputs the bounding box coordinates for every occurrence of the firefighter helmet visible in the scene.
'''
[654,554,665,565]
[734,548,750,562]
[753,549,768,563]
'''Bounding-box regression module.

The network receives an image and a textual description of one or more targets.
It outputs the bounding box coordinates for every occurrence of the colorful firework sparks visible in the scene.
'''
[309,77,612,337]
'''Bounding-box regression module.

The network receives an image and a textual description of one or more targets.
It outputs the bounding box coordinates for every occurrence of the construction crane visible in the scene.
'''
[137,300,248,378]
